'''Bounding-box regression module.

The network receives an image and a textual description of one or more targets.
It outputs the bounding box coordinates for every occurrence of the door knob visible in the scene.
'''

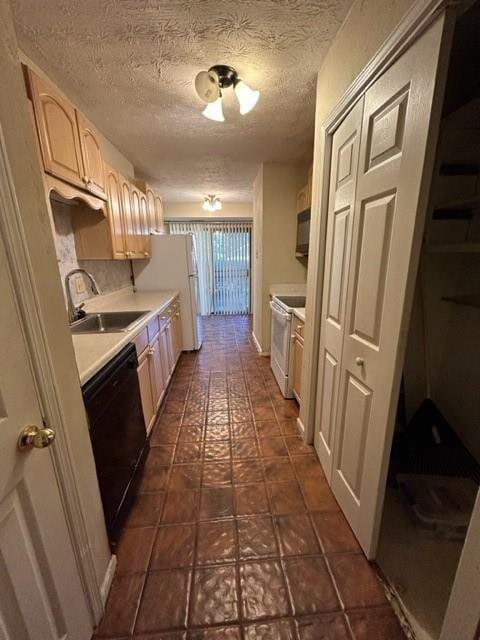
[18,425,56,451]
[355,357,364,366]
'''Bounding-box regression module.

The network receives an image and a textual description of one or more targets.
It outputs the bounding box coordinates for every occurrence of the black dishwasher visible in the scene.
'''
[82,343,148,546]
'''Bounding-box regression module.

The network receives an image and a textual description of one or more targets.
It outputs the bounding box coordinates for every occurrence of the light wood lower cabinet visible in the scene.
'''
[134,298,182,433]
[137,347,155,433]
[291,318,304,403]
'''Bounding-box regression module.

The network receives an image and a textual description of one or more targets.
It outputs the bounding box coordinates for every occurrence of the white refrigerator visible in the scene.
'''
[133,234,203,350]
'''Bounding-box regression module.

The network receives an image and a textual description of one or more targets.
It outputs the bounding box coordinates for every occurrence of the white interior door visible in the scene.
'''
[314,98,364,475]
[0,235,92,639]
[329,14,450,558]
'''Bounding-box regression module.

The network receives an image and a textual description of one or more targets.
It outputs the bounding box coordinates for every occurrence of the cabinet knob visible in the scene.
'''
[355,357,364,366]
[82,175,89,184]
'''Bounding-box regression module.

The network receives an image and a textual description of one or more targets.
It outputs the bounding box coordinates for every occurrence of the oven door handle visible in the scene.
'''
[269,300,291,320]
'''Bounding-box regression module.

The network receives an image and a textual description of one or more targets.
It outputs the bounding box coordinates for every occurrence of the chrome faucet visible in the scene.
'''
[65,269,101,323]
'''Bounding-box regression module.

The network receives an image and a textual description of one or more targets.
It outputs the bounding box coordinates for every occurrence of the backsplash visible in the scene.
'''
[52,201,132,306]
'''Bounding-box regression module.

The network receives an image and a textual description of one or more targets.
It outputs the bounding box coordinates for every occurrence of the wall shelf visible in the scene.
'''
[442,295,480,309]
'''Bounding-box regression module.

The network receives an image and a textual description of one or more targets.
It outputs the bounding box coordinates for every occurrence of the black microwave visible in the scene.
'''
[296,209,310,256]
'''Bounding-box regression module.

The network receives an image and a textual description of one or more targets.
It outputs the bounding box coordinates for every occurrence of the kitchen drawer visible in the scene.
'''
[133,327,149,356]
[147,316,160,342]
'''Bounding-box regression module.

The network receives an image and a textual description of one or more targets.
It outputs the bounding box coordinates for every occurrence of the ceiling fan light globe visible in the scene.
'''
[235,80,260,115]
[195,70,220,103]
[202,97,225,122]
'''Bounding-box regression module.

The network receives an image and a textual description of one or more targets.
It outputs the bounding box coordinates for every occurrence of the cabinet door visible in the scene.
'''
[105,166,127,259]
[130,187,142,259]
[76,112,107,200]
[149,333,165,414]
[165,320,175,373]
[28,70,84,188]
[120,177,136,258]
[173,308,182,359]
[137,350,154,433]
[330,15,450,558]
[146,188,156,234]
[154,195,165,234]
[292,336,304,401]
[158,325,171,385]
[296,187,307,214]
[139,192,151,258]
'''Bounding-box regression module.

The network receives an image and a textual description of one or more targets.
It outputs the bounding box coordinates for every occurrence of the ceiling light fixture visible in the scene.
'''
[195,65,259,121]
[203,195,222,212]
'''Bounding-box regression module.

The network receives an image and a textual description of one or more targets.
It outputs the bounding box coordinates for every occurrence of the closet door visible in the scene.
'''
[314,98,363,476]
[330,14,451,558]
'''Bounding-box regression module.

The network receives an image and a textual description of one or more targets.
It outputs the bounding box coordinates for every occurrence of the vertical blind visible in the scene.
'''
[169,221,252,315]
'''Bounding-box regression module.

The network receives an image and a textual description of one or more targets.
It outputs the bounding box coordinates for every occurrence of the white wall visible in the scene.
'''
[164,201,252,220]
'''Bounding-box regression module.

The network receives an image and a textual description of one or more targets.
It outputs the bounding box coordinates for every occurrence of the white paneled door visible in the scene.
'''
[314,97,364,476]
[0,234,91,638]
[315,14,451,558]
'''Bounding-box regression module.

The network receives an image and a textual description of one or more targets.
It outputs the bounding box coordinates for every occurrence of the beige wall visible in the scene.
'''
[301,0,417,436]
[252,166,264,344]
[253,162,308,352]
[314,0,417,124]
[164,201,252,220]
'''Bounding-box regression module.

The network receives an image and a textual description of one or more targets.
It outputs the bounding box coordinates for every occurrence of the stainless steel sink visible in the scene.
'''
[70,311,149,334]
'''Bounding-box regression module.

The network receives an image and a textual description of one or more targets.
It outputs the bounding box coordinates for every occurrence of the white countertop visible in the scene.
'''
[293,308,306,322]
[72,287,179,385]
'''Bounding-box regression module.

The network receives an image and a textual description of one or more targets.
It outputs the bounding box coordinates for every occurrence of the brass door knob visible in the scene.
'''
[18,425,56,451]
[355,357,364,366]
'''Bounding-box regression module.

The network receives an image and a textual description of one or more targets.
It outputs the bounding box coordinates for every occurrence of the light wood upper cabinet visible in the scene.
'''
[76,112,107,200]
[138,192,151,258]
[145,187,156,234]
[154,194,165,234]
[136,181,165,234]
[105,165,126,259]
[296,186,307,214]
[130,187,142,259]
[120,175,136,258]
[27,69,85,189]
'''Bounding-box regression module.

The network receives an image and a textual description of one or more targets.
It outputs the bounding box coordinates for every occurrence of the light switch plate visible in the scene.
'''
[75,276,86,294]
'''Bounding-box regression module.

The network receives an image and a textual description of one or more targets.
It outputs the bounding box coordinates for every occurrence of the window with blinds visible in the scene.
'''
[169,221,251,315]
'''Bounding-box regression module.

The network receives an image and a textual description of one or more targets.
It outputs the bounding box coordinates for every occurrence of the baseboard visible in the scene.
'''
[100,554,117,607]
[296,416,306,438]
[251,331,270,356]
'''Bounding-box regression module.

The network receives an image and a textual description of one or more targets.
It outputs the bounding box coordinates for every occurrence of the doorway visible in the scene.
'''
[169,221,251,315]
[376,3,480,638]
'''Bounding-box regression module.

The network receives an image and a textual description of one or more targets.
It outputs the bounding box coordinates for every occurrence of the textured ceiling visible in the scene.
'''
[12,0,353,202]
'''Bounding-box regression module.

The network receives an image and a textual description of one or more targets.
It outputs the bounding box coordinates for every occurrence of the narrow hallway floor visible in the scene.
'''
[94,315,406,640]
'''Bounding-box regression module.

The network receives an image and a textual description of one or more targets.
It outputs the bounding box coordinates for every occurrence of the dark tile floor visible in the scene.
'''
[94,315,406,640]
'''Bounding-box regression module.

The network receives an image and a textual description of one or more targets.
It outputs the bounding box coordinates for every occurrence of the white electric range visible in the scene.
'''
[269,295,306,398]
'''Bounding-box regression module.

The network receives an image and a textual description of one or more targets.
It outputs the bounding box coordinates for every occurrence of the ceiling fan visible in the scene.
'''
[194,64,260,122]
